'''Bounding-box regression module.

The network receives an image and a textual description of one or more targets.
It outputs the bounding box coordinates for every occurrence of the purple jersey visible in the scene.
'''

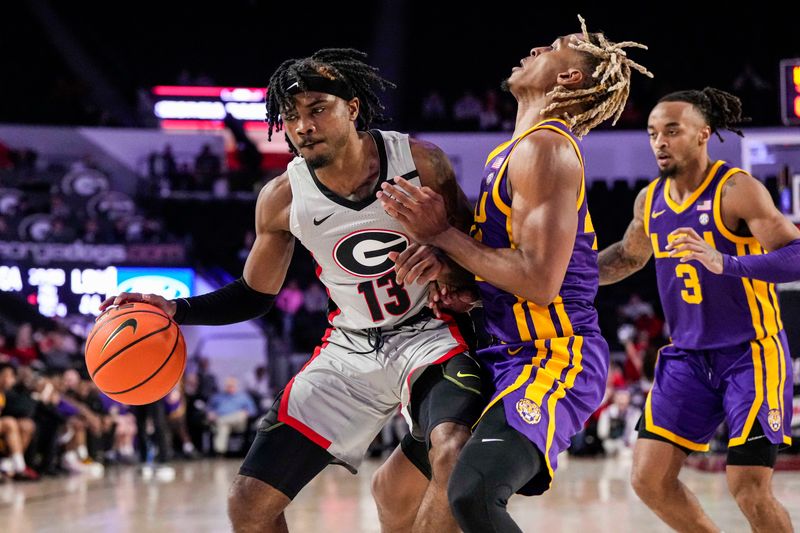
[471,118,601,342]
[471,119,608,494]
[644,160,784,350]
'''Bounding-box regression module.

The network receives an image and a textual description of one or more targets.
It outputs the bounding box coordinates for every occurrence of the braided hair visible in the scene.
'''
[658,87,749,141]
[541,15,654,138]
[265,48,395,154]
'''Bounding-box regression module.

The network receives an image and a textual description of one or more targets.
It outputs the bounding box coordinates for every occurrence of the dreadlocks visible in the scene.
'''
[658,87,748,141]
[541,15,654,138]
[265,48,396,154]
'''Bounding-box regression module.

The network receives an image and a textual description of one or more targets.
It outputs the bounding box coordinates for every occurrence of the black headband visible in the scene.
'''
[285,74,354,101]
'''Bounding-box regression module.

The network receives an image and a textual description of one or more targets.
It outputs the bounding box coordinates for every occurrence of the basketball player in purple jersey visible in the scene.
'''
[598,88,800,532]
[377,16,652,532]
[100,49,488,533]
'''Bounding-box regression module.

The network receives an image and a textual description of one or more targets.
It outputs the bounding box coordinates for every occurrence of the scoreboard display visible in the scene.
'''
[781,58,800,126]
[0,265,194,318]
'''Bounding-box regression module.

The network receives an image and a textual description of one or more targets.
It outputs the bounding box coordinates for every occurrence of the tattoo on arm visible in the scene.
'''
[598,241,648,285]
[597,188,653,285]
[721,174,736,198]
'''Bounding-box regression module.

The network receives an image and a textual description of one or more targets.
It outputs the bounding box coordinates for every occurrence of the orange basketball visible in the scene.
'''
[85,302,186,405]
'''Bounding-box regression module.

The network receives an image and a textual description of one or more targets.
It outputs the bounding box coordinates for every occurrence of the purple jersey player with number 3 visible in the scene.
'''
[598,87,800,533]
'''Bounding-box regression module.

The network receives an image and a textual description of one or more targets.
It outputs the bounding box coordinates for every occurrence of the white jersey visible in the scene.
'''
[287,129,429,330]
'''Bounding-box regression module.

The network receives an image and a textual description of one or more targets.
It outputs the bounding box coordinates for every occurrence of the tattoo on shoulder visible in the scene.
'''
[721,175,737,198]
[430,147,452,183]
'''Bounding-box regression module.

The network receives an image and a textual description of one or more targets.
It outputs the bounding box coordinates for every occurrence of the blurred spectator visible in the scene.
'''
[212,176,230,197]
[0,215,13,240]
[244,365,272,412]
[182,373,209,453]
[207,377,256,455]
[196,357,219,401]
[276,280,304,343]
[164,384,198,458]
[49,195,72,220]
[619,293,654,322]
[148,144,177,184]
[597,388,641,456]
[452,91,482,130]
[54,371,104,475]
[173,162,194,191]
[478,89,501,131]
[499,99,516,131]
[238,230,256,264]
[11,323,38,367]
[81,217,111,244]
[48,218,77,243]
[194,144,222,189]
[420,90,447,129]
[11,148,38,173]
[133,400,173,476]
[621,328,649,383]
[303,282,328,314]
[0,140,12,169]
[0,330,12,361]
[0,363,39,480]
[37,328,77,370]
[99,393,137,463]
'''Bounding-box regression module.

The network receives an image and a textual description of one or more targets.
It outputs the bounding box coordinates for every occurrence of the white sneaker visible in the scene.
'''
[83,460,104,477]
[62,453,86,474]
[140,465,154,480]
[155,465,175,482]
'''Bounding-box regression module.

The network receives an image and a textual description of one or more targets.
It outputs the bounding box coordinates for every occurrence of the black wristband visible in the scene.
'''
[171,277,275,326]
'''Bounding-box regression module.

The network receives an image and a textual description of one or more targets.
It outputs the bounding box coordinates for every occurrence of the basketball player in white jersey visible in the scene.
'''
[100,48,486,533]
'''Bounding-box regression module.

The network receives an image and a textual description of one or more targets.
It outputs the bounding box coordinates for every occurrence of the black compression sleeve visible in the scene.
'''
[171,277,275,325]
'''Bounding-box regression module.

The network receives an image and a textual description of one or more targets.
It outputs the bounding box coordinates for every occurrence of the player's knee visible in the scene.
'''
[19,417,35,434]
[630,465,664,503]
[1,416,19,434]
[370,463,392,509]
[227,474,288,529]
[448,461,508,529]
[428,423,469,479]
[728,472,772,511]
[448,463,482,524]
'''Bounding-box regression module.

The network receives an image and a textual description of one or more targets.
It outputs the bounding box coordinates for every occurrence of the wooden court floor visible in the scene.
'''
[1,456,799,532]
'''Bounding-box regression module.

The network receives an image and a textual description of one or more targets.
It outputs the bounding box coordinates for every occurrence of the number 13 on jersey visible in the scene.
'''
[357,271,412,322]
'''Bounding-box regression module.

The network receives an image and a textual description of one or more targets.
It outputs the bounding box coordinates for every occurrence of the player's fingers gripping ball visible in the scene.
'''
[85,302,186,405]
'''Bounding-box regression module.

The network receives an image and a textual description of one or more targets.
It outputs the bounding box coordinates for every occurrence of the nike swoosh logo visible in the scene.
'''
[507,346,523,355]
[456,371,479,379]
[651,210,666,219]
[313,213,334,226]
[101,318,138,353]
[481,438,504,443]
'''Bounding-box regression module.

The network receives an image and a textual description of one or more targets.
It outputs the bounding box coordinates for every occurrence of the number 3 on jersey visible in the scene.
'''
[357,271,411,322]
[675,264,703,304]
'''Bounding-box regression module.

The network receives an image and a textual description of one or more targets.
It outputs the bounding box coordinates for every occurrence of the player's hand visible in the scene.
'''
[427,282,480,317]
[389,243,447,285]
[98,292,177,318]
[666,227,724,274]
[377,177,449,244]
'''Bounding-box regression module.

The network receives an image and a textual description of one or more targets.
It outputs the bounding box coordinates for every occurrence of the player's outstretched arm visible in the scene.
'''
[598,187,653,285]
[99,176,295,324]
[668,172,800,280]
[380,130,582,307]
